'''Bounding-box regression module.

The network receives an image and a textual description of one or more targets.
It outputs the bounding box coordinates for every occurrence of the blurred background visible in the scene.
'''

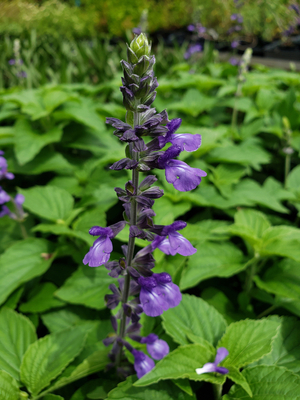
[0,0,300,88]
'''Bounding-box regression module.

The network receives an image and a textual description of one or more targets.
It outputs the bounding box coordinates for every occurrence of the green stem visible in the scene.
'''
[213,383,222,400]
[257,304,278,319]
[244,257,259,294]
[284,153,291,189]
[116,112,140,368]
[20,222,28,239]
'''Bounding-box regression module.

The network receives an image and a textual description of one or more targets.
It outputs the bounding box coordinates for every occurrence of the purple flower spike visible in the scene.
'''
[132,349,155,379]
[231,40,239,49]
[0,155,15,180]
[8,59,15,65]
[141,333,169,360]
[195,347,229,375]
[0,187,10,204]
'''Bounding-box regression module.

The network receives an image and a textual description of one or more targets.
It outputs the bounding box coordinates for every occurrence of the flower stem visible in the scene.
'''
[116,113,140,368]
[244,256,259,294]
[256,304,278,319]
[213,384,222,400]
[284,153,291,189]
[20,222,28,239]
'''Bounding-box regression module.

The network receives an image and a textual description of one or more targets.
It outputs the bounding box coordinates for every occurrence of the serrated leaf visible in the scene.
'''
[0,370,20,400]
[72,207,106,233]
[0,238,55,305]
[168,88,217,117]
[19,283,65,313]
[254,317,300,374]
[259,226,300,261]
[227,367,252,397]
[19,185,74,222]
[20,326,87,395]
[217,319,280,368]
[9,149,73,175]
[135,344,224,387]
[152,197,192,225]
[55,265,115,310]
[206,138,271,170]
[32,224,92,246]
[14,119,63,165]
[254,259,300,301]
[0,308,36,381]
[44,346,109,394]
[42,395,64,400]
[162,294,227,346]
[180,242,245,290]
[108,375,196,400]
[223,365,300,399]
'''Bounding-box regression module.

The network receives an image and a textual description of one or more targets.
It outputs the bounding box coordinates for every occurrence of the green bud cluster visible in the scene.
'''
[120,33,157,117]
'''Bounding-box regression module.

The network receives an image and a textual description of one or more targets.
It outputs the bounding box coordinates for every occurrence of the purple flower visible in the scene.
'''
[195,347,229,375]
[83,221,126,267]
[18,71,27,78]
[141,333,169,360]
[290,4,300,15]
[229,57,239,66]
[151,220,197,256]
[0,193,26,220]
[187,24,195,31]
[132,349,155,378]
[0,155,15,180]
[0,187,10,204]
[8,59,15,65]
[138,272,182,317]
[184,44,202,60]
[231,40,239,48]
[132,27,142,35]
[159,118,202,152]
[157,145,206,192]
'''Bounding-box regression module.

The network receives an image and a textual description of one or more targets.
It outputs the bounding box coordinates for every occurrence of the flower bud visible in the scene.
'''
[130,33,151,60]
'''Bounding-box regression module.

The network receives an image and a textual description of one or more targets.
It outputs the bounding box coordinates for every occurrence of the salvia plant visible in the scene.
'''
[82,33,208,378]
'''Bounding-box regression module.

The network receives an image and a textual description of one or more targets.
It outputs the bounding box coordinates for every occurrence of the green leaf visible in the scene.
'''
[0,238,54,305]
[32,224,93,246]
[108,375,196,400]
[54,97,105,132]
[254,259,300,301]
[0,308,36,381]
[72,207,106,233]
[209,164,248,198]
[217,318,280,368]
[223,365,300,399]
[152,197,192,225]
[41,308,102,333]
[180,242,245,290]
[225,208,271,249]
[201,287,245,324]
[286,165,300,197]
[55,265,115,310]
[0,370,20,400]
[20,326,87,396]
[70,379,116,400]
[19,185,74,222]
[42,395,64,400]
[168,88,217,117]
[135,344,225,387]
[19,283,65,313]
[44,346,110,394]
[162,294,227,346]
[14,119,63,165]
[183,220,231,243]
[254,317,300,374]
[259,226,300,261]
[206,138,271,170]
[8,149,73,175]
[227,367,252,397]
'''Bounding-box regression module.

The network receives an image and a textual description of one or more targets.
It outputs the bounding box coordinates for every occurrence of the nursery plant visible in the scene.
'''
[0,33,300,400]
